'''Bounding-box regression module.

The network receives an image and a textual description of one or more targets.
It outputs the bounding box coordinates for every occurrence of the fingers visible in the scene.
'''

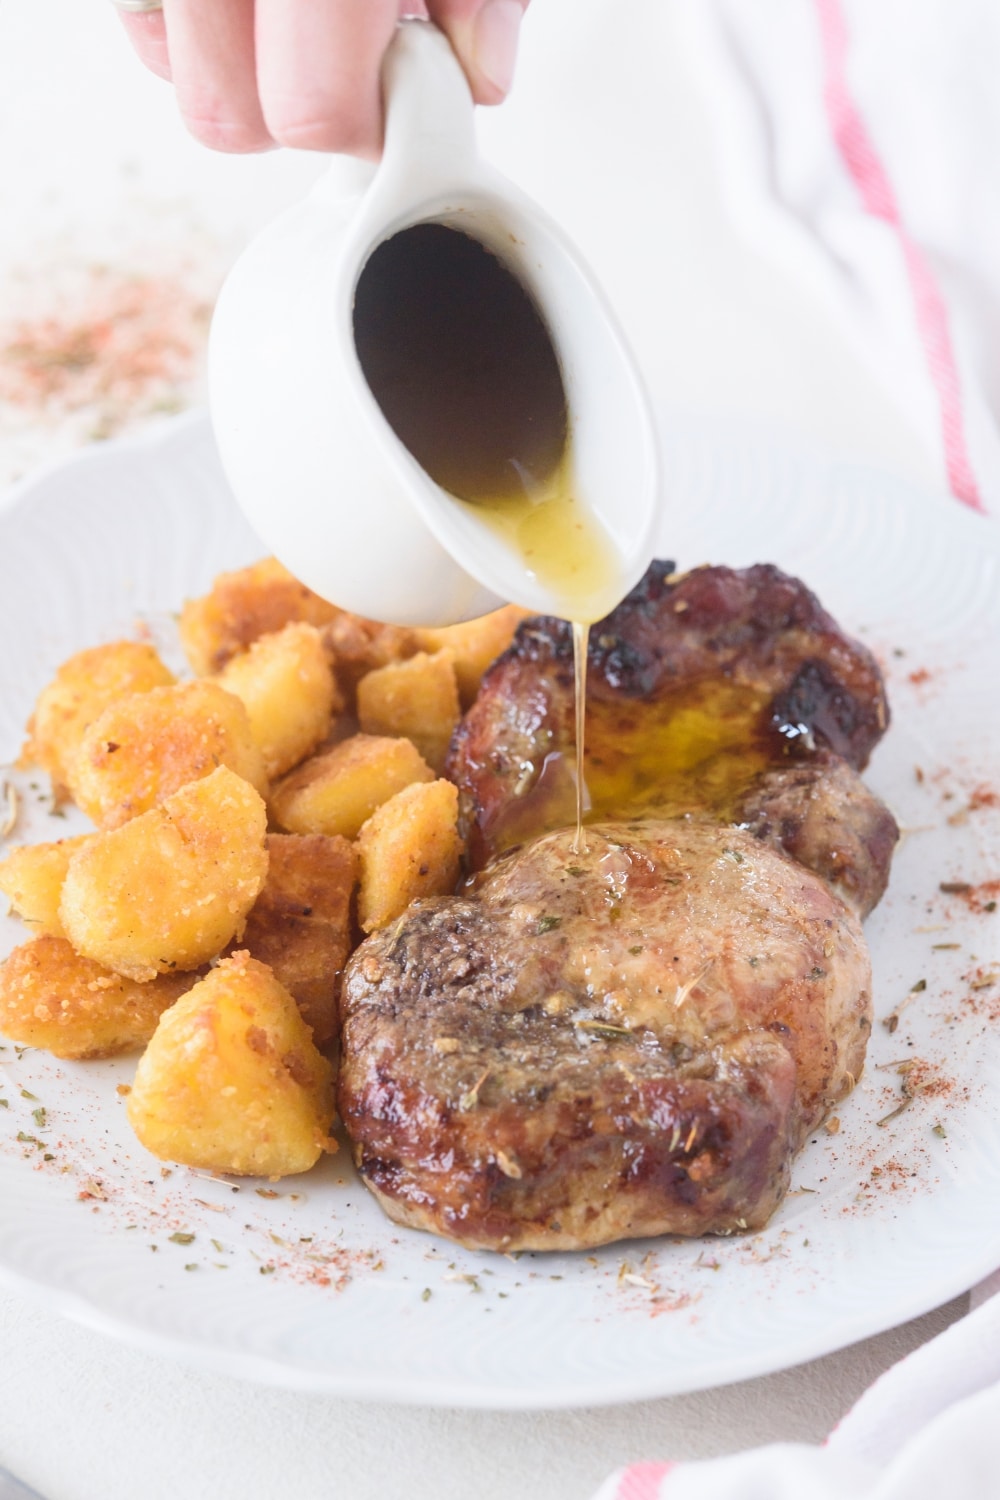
[428,0,529,104]
[160,0,274,153]
[117,11,172,82]
[118,0,527,159]
[254,0,400,157]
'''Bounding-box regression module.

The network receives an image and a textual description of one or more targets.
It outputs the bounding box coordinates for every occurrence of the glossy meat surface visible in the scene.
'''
[339,820,872,1252]
[735,750,898,919]
[447,561,893,873]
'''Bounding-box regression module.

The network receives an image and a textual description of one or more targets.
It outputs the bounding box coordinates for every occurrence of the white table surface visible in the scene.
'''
[0,3,963,1498]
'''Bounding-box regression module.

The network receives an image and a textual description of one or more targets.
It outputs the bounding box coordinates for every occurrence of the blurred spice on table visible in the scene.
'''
[0,258,215,482]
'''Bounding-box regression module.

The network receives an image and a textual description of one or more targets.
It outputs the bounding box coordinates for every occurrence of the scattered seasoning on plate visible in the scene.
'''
[940,878,1000,915]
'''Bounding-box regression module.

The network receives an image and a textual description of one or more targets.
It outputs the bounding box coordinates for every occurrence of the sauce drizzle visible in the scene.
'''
[572,621,589,854]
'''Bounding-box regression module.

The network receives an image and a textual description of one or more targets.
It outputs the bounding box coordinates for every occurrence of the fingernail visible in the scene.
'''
[472,0,523,96]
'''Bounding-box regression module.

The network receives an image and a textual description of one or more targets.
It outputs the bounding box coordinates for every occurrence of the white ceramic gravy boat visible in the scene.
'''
[209,19,659,626]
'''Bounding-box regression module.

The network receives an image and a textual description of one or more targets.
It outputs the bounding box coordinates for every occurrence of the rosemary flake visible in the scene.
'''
[575,1019,631,1038]
[877,1098,913,1127]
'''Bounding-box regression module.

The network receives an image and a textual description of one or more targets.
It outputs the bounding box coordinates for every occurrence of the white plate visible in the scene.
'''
[1,412,999,1409]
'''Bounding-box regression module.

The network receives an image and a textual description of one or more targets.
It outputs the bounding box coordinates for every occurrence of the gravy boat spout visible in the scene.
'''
[209,19,659,627]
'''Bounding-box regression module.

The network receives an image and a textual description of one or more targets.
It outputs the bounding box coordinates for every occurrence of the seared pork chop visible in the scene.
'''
[339,820,872,1251]
[446,562,896,893]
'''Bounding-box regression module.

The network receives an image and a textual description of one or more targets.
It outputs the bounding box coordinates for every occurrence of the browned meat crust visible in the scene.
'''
[339,821,872,1252]
[735,751,899,919]
[446,561,893,875]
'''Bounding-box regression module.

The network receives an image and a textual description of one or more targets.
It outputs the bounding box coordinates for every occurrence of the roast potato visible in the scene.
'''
[0,934,193,1059]
[178,557,339,676]
[356,778,463,932]
[127,951,336,1176]
[60,765,268,980]
[216,622,341,780]
[0,835,92,938]
[70,679,268,828]
[21,641,174,793]
[270,733,434,841]
[234,832,357,1047]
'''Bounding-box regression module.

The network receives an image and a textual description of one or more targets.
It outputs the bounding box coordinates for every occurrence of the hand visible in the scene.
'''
[119,0,529,157]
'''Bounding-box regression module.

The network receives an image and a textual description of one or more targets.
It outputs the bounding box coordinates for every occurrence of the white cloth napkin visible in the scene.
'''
[593,1281,1000,1499]
[591,3,1000,1492]
[679,0,1000,516]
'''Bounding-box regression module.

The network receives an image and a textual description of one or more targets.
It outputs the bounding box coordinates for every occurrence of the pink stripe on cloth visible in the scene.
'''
[614,1461,675,1500]
[814,0,987,513]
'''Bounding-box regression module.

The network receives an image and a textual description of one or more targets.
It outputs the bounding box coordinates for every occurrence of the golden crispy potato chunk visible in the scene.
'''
[179,557,339,676]
[415,604,530,707]
[357,779,463,933]
[60,766,268,981]
[126,951,336,1177]
[234,833,357,1048]
[321,611,419,698]
[0,934,193,1059]
[271,733,434,841]
[21,641,175,793]
[216,622,342,780]
[70,680,268,829]
[356,650,461,773]
[0,835,92,938]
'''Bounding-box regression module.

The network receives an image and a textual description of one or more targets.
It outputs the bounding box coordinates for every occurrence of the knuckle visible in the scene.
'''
[261,94,375,156]
[175,83,271,153]
[181,110,271,155]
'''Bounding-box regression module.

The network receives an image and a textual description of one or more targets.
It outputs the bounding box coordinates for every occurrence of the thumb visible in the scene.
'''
[427,0,528,104]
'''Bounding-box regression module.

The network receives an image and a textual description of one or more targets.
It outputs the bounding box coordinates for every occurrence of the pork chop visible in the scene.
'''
[339,819,871,1252]
[446,561,896,899]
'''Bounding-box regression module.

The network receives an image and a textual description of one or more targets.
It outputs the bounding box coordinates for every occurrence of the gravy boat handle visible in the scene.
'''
[357,19,482,226]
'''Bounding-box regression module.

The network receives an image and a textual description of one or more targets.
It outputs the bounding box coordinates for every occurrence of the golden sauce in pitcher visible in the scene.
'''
[354,222,626,847]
